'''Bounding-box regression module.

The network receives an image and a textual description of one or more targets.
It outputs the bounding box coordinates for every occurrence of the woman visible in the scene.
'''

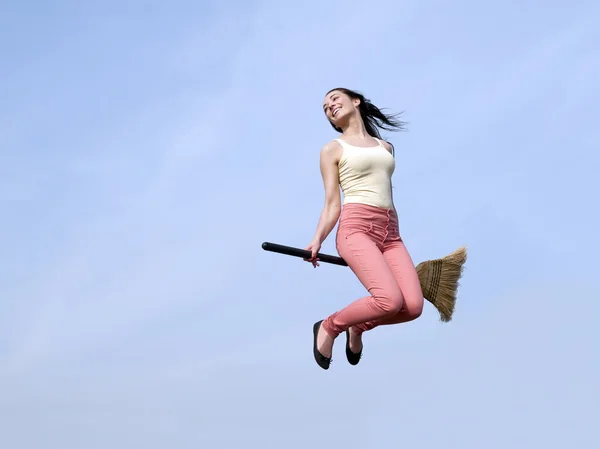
[306,87,424,370]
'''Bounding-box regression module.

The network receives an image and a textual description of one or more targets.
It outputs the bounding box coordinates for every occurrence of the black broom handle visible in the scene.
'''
[261,242,349,267]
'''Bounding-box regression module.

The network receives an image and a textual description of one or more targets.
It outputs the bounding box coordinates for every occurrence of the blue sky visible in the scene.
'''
[1,0,599,447]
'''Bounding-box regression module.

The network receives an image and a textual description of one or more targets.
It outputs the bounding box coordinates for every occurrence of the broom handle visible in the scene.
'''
[261,242,349,267]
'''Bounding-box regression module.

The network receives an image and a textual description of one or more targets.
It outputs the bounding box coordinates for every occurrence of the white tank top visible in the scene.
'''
[336,138,395,209]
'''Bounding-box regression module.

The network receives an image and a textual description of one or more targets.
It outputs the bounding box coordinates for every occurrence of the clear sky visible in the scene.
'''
[1,0,599,447]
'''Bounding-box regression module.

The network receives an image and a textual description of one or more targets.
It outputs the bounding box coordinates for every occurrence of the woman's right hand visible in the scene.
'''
[304,239,322,268]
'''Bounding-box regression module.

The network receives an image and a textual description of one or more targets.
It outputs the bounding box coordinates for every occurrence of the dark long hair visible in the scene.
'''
[326,88,407,139]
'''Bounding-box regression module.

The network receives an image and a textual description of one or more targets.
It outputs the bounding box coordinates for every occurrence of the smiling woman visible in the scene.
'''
[305,87,466,370]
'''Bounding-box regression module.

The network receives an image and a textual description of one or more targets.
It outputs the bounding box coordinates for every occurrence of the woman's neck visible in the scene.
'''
[341,115,370,140]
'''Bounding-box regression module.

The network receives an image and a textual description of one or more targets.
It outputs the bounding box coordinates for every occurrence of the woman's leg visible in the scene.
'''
[353,240,424,334]
[316,230,406,356]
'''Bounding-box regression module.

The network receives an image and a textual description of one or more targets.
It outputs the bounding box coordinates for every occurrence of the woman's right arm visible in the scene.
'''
[306,141,342,261]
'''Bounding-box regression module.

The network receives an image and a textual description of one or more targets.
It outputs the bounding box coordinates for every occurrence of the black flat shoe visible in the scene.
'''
[345,329,362,365]
[313,320,331,370]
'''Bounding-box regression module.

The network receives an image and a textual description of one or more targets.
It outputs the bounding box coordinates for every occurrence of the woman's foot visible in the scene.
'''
[313,320,334,370]
[345,326,363,365]
[348,326,363,353]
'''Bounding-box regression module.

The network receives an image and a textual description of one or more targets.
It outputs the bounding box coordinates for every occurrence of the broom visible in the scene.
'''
[261,242,467,322]
[415,245,467,322]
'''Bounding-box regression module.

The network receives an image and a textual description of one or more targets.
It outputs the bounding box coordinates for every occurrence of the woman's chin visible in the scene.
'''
[331,116,349,128]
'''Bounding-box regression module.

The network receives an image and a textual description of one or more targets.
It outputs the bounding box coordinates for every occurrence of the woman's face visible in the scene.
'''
[322,90,359,128]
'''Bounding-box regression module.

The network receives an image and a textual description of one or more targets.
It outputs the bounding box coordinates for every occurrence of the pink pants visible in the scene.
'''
[322,203,424,338]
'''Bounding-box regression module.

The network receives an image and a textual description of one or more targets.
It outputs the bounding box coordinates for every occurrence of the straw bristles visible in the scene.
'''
[415,246,467,322]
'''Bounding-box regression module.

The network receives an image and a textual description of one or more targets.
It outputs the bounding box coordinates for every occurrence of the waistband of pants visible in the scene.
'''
[340,202,397,220]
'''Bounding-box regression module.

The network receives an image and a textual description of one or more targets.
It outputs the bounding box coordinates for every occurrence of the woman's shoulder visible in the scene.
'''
[321,139,344,154]
[319,139,343,165]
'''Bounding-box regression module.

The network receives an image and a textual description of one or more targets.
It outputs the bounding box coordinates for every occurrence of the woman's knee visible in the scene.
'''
[405,295,424,320]
[373,287,404,315]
